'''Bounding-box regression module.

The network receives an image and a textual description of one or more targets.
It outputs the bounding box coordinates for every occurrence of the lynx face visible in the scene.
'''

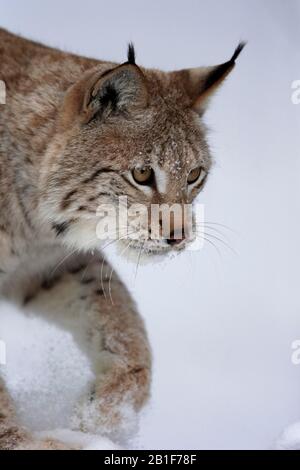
[40,44,244,259]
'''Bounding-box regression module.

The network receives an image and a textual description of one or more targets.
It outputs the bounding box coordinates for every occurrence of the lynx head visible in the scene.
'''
[41,43,244,258]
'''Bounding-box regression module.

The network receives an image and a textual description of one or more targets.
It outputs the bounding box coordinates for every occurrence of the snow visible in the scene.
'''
[1,0,300,450]
[0,303,94,433]
[275,423,300,450]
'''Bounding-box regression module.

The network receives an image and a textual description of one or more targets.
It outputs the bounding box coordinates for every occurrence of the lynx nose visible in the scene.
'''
[159,208,187,247]
[166,230,186,246]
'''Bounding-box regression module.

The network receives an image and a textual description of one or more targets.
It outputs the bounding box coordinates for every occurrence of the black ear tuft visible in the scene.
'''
[127,42,136,65]
[202,42,246,93]
[230,42,246,63]
[191,41,246,112]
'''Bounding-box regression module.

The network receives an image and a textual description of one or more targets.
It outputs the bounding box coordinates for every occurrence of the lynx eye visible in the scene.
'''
[187,167,202,185]
[132,167,153,185]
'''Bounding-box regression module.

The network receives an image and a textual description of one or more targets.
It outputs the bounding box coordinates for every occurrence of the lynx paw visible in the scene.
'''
[18,437,76,450]
[70,393,138,441]
[71,366,150,440]
[0,426,74,450]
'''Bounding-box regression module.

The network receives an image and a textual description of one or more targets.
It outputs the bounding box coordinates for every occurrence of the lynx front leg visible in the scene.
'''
[71,286,152,439]
[23,254,152,439]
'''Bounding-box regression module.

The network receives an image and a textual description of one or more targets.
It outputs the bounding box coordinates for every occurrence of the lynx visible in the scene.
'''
[0,28,243,449]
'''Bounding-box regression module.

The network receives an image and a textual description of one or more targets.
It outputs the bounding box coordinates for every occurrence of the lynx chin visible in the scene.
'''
[0,27,244,450]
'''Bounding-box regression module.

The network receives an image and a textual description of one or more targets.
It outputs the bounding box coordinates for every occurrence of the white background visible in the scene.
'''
[1,0,300,450]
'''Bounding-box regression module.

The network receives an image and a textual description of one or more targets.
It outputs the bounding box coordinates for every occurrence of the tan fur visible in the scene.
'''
[0,28,240,449]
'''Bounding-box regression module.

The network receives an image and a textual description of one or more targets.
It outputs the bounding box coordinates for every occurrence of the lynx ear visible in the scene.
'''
[83,64,148,123]
[181,42,245,114]
[62,44,148,126]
